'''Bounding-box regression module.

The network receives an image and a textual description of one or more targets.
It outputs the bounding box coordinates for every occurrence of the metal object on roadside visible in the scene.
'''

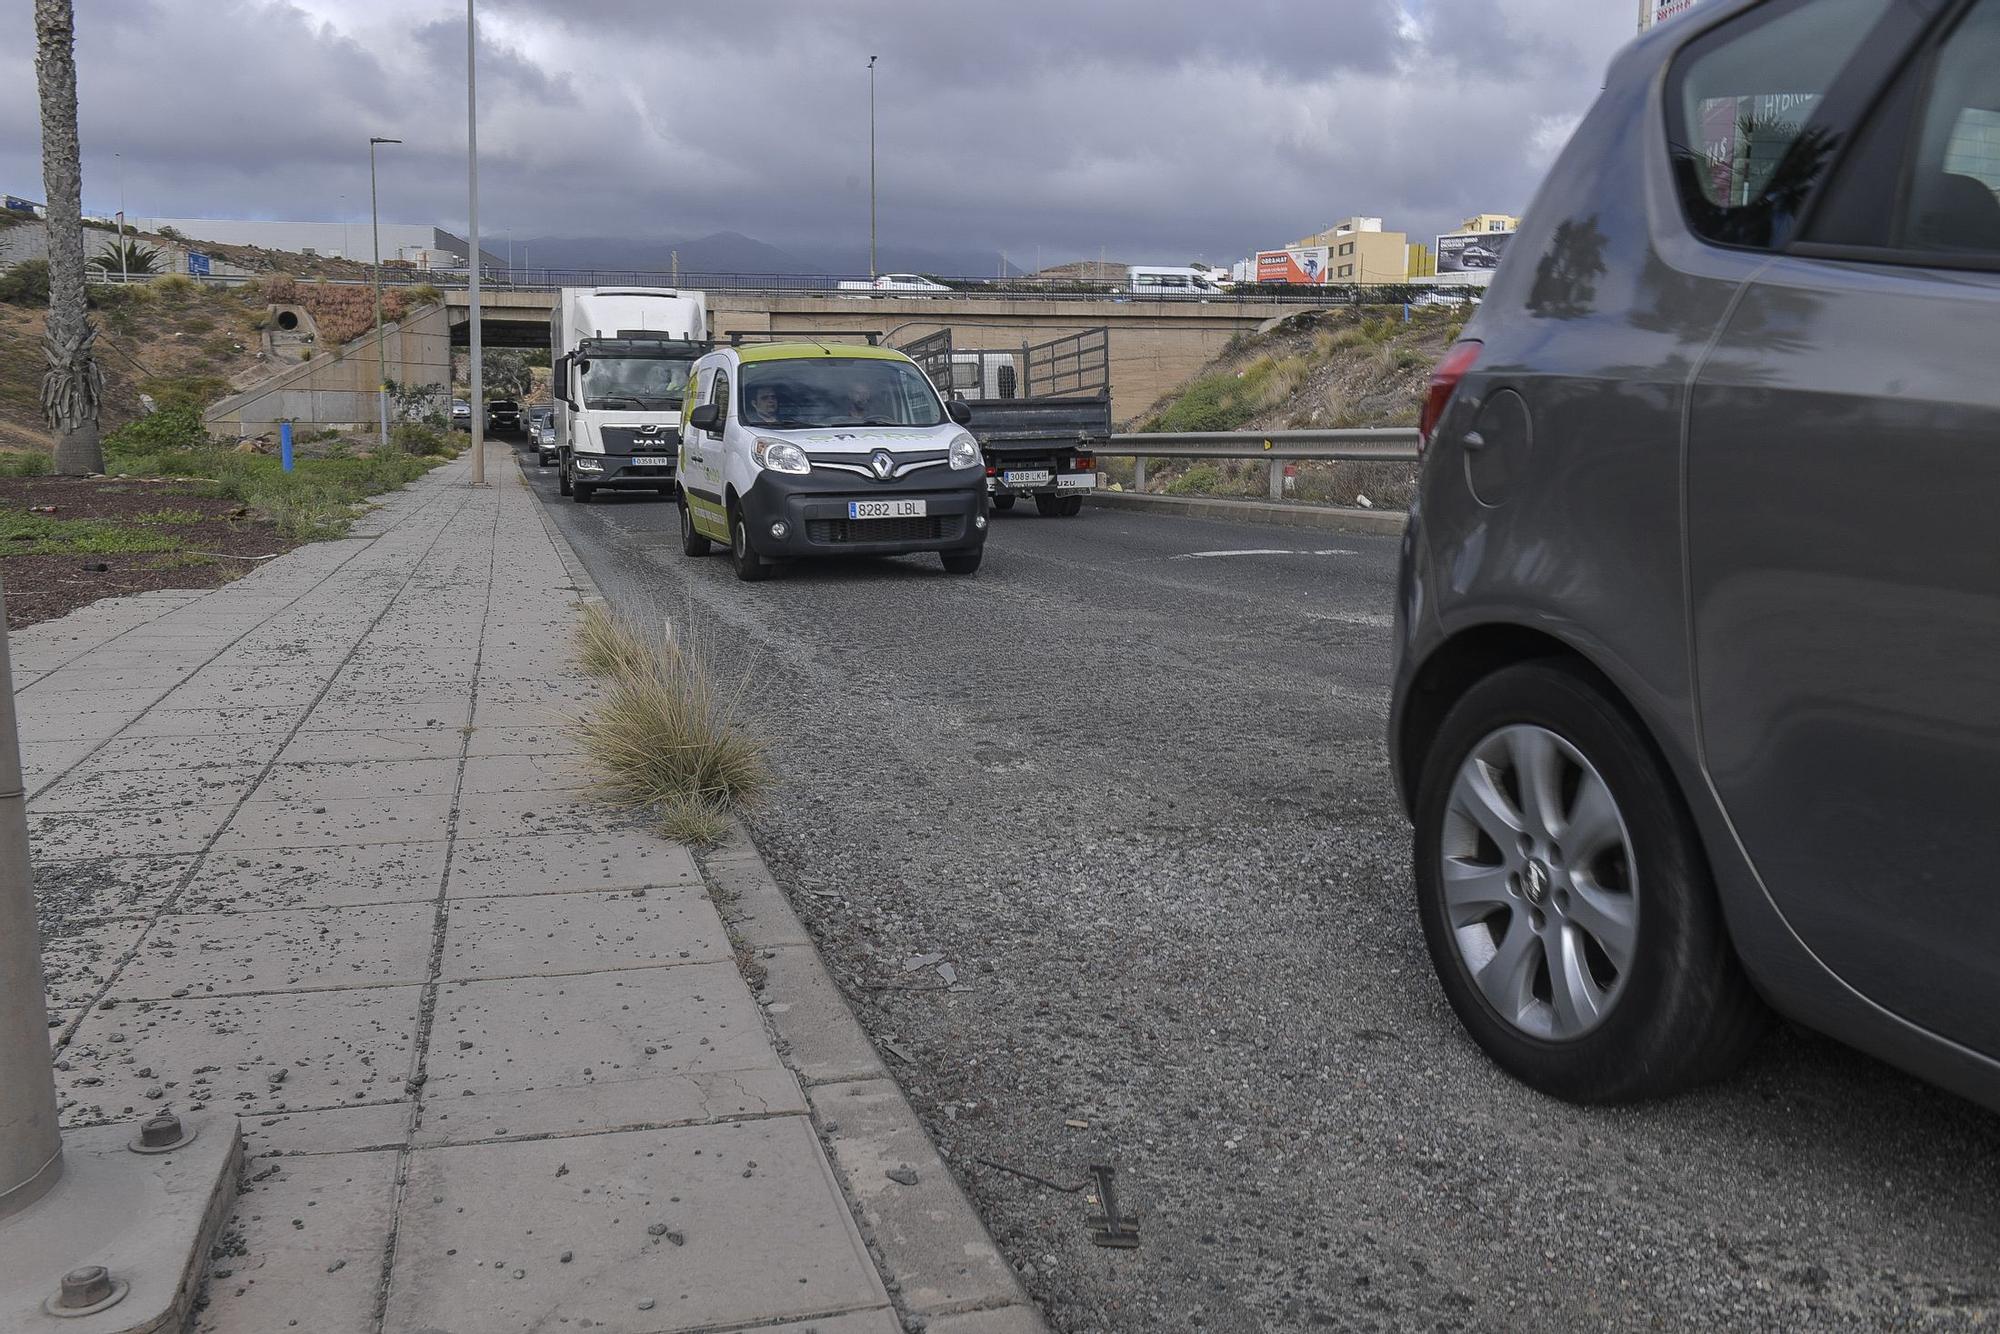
[1085,1165,1140,1249]
[45,1264,128,1317]
[129,1111,195,1155]
[1094,426,1420,463]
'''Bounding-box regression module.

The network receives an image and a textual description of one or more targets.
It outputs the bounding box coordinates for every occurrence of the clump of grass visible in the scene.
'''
[0,451,52,478]
[572,606,768,848]
[127,508,208,524]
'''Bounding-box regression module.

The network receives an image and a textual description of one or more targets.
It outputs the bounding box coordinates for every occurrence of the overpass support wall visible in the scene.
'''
[205,305,453,439]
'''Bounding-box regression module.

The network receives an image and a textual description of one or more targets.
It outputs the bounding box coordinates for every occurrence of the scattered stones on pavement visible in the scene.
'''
[886,1165,921,1186]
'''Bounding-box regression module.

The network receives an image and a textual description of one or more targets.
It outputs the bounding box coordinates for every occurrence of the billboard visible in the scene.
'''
[1435,230,1516,276]
[1255,246,1332,285]
[1644,0,1700,25]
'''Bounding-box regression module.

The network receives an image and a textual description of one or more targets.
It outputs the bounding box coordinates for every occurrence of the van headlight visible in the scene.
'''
[752,437,811,475]
[948,433,982,470]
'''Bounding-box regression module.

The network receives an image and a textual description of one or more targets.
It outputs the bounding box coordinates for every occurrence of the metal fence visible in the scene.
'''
[83,266,1450,308]
[1093,427,1422,498]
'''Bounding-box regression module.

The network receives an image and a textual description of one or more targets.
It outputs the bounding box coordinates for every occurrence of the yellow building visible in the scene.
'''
[1459,212,1521,234]
[1287,216,1411,284]
[1408,243,1436,278]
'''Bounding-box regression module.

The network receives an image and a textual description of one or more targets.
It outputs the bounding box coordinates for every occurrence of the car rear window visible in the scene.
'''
[1667,0,1897,249]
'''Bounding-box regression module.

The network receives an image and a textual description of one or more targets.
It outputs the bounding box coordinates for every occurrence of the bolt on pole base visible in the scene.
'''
[0,1117,241,1333]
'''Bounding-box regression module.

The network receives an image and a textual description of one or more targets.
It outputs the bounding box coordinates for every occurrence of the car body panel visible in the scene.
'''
[1390,0,2000,1109]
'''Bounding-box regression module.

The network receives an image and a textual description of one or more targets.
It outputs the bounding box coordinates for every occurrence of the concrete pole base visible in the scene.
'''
[0,1117,241,1333]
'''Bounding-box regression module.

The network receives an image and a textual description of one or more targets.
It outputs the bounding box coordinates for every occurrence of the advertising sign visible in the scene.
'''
[1644,0,1700,26]
[1255,246,1332,285]
[1435,230,1515,275]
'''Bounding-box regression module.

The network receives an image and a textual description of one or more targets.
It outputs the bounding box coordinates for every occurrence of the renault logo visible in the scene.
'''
[870,450,895,480]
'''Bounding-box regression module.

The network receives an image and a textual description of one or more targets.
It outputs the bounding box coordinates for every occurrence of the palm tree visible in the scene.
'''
[88,241,161,278]
[34,0,103,476]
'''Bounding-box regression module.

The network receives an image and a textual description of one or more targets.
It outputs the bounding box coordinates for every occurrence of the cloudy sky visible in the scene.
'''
[3,1,1638,273]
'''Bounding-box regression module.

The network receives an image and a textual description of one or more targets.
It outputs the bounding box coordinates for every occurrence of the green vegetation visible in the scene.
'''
[1140,353,1311,434]
[0,451,52,477]
[407,283,443,306]
[87,242,162,277]
[0,508,188,556]
[0,260,50,306]
[390,422,452,456]
[572,605,768,849]
[99,402,454,540]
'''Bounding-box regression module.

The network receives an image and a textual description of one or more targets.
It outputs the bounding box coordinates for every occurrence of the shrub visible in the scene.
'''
[407,283,443,306]
[0,451,53,477]
[0,259,50,306]
[149,273,197,297]
[104,402,210,453]
[390,422,451,456]
[1164,463,1223,495]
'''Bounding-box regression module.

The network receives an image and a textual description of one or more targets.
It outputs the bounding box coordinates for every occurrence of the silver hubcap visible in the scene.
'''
[1440,724,1638,1041]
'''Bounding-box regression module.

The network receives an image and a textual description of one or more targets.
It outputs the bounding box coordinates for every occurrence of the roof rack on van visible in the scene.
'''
[725,330,883,347]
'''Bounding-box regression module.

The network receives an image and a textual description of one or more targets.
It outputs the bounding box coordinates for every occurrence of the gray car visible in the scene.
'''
[1393,0,2000,1108]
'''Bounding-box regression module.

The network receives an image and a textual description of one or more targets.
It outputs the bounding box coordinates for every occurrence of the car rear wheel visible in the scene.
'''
[1412,659,1766,1103]
[940,549,982,576]
[1033,494,1062,517]
[730,512,771,582]
[992,496,1016,512]
[1059,495,1083,517]
[679,496,711,557]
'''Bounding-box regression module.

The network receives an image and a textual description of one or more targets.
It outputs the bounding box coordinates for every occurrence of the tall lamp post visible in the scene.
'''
[466,0,485,486]
[868,55,878,280]
[369,136,401,453]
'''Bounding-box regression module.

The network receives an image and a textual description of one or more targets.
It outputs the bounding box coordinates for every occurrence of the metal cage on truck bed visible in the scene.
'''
[898,328,1111,449]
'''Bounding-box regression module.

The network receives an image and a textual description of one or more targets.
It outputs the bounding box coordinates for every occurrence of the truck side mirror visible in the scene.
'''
[554,354,578,410]
[689,402,722,434]
[946,399,973,426]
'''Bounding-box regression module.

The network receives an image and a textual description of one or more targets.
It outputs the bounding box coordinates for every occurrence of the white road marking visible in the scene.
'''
[1174,548,1358,560]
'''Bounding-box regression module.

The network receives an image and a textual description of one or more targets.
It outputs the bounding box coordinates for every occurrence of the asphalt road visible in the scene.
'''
[519,444,2000,1334]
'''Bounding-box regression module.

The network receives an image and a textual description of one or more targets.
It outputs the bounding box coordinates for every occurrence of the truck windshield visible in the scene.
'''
[579,356,691,411]
[739,358,944,429]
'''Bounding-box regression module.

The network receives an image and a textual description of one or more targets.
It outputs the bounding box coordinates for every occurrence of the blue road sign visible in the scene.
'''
[187,252,211,277]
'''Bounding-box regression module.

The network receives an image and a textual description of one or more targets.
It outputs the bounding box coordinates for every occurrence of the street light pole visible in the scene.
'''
[868,55,878,280]
[370,136,401,454]
[115,151,126,283]
[467,0,485,486]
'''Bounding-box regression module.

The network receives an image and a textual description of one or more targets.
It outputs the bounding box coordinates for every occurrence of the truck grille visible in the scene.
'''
[806,515,958,545]
[599,426,680,452]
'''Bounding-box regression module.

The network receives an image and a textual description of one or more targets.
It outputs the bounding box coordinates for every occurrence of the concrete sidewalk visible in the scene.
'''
[17,450,1039,1334]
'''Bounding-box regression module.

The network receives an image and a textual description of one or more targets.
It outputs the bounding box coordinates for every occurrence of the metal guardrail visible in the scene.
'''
[1091,428,1421,499]
[1097,427,1420,461]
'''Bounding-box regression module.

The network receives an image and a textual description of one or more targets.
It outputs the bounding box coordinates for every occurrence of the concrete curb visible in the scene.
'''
[1084,488,1407,535]
[528,464,1048,1334]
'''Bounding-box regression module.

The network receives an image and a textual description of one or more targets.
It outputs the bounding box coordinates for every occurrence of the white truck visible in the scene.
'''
[550,287,709,502]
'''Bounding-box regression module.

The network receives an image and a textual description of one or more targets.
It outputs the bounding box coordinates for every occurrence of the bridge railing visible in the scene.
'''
[1092,426,1422,498]
[87,266,1463,308]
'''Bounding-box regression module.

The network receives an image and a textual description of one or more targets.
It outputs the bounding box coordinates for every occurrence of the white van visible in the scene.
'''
[675,343,989,580]
[1124,265,1220,296]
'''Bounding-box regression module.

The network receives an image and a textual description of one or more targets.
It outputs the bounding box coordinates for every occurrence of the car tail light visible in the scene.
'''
[1074,455,1095,471]
[986,466,998,476]
[1420,340,1483,450]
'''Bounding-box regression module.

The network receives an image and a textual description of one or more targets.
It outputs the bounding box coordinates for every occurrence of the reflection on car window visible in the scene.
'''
[1667,0,1894,249]
[580,357,692,411]
[738,358,945,430]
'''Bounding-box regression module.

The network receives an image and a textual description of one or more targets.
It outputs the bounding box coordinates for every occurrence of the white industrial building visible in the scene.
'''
[127,218,501,270]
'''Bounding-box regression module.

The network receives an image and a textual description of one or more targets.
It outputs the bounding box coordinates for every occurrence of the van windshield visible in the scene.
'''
[579,356,692,411]
[739,357,945,429]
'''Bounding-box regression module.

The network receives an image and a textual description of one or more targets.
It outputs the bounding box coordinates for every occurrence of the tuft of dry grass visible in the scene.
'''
[571,606,769,846]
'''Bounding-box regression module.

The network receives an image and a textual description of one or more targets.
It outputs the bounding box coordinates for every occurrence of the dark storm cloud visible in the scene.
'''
[1,0,1636,272]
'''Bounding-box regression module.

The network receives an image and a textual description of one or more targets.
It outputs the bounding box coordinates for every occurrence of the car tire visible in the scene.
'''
[1033,493,1062,517]
[730,512,771,582]
[574,482,596,504]
[940,549,982,576]
[1411,659,1767,1104]
[679,496,711,557]
[656,486,674,498]
[558,465,572,497]
[992,496,1016,512]
[1059,495,1084,517]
